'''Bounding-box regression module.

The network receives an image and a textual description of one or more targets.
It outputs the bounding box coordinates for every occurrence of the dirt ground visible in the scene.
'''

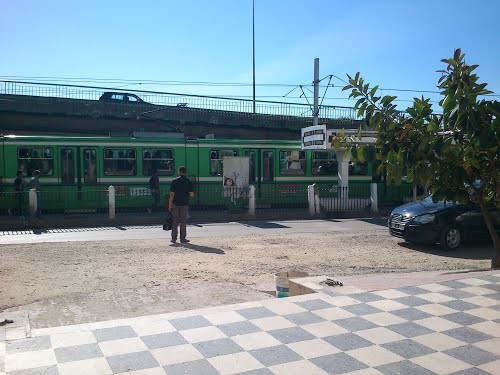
[0,230,495,327]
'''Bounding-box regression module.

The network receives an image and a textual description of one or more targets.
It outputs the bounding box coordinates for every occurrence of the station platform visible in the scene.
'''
[1,270,499,375]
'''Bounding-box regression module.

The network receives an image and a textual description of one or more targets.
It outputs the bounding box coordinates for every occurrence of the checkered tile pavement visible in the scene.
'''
[1,272,499,375]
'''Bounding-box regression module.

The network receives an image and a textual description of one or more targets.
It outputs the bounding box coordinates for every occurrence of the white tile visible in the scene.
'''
[416,304,458,316]
[461,286,495,295]
[204,311,246,325]
[131,320,175,336]
[373,289,409,299]
[413,317,461,332]
[469,321,500,336]
[347,345,403,367]
[6,349,57,372]
[313,307,355,320]
[302,321,349,338]
[411,352,471,374]
[231,331,281,350]
[478,359,500,374]
[152,344,203,366]
[117,368,167,375]
[342,369,384,375]
[57,357,113,375]
[413,332,466,351]
[417,293,454,303]
[463,296,499,307]
[5,327,26,340]
[269,359,328,375]
[251,316,296,331]
[328,286,366,295]
[362,312,407,326]
[473,338,500,356]
[98,337,148,357]
[325,296,361,307]
[466,307,500,320]
[208,351,264,375]
[355,327,405,345]
[180,326,227,343]
[50,331,97,348]
[287,339,339,359]
[0,341,5,355]
[419,283,452,292]
[367,300,408,312]
[260,300,308,315]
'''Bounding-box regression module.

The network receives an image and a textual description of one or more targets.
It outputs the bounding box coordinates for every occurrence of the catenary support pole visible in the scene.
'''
[313,58,319,127]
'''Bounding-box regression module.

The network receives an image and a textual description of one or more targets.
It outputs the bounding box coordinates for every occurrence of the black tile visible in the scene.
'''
[445,345,498,366]
[311,353,368,375]
[442,327,494,343]
[323,333,373,351]
[376,360,435,375]
[382,339,436,359]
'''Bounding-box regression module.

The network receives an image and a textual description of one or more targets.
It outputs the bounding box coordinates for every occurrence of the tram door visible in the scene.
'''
[244,149,274,198]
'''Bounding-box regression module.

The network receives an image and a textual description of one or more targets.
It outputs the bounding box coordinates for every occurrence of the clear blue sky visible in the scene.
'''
[1,0,499,109]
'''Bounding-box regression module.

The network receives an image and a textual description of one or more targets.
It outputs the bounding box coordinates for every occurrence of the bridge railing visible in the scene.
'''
[0,80,359,122]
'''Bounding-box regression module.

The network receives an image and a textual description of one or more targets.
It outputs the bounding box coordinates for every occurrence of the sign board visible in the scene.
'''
[222,156,250,188]
[301,125,327,150]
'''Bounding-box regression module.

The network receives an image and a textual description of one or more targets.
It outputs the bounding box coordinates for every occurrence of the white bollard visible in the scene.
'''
[308,185,315,216]
[249,185,256,216]
[108,185,116,219]
[370,183,378,213]
[314,184,320,215]
[29,188,37,218]
[413,185,417,202]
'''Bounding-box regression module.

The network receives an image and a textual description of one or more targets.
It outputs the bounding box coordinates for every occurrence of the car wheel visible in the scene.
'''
[440,225,462,250]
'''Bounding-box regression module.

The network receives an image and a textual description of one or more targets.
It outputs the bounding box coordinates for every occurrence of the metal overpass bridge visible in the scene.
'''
[0,80,363,140]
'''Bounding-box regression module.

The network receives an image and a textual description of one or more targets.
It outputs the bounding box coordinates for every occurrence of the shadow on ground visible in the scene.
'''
[398,241,495,260]
[171,242,225,254]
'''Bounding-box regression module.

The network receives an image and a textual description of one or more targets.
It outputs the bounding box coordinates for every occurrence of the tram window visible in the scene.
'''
[143,149,174,176]
[263,151,274,182]
[349,161,369,176]
[84,149,97,183]
[60,149,75,184]
[103,148,137,176]
[17,147,54,176]
[279,150,305,176]
[209,149,238,176]
[312,151,338,175]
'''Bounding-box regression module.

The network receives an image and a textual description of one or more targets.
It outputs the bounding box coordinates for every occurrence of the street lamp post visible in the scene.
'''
[252,0,256,114]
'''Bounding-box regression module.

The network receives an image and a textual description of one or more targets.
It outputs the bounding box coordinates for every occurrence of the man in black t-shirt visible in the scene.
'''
[168,166,194,243]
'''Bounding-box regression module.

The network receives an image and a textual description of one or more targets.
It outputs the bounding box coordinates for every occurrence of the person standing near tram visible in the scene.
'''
[168,166,194,244]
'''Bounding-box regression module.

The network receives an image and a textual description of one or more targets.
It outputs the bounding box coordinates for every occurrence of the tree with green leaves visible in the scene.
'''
[339,49,500,268]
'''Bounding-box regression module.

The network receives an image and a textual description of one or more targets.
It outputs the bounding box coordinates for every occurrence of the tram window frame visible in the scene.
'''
[142,148,175,176]
[209,149,239,176]
[312,151,338,176]
[279,150,306,176]
[103,148,137,176]
[17,147,54,177]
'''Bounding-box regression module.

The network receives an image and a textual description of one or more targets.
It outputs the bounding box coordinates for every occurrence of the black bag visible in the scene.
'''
[163,212,173,231]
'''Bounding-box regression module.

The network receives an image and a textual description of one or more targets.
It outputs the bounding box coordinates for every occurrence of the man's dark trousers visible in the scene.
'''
[171,204,189,241]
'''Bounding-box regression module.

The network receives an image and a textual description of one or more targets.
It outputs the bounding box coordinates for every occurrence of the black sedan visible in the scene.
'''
[389,196,500,250]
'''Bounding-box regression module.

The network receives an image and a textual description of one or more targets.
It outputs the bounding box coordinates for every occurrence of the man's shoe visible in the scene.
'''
[171,239,177,243]
[180,239,190,243]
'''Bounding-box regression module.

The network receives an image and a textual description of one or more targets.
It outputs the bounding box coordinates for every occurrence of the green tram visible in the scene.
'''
[0,135,372,213]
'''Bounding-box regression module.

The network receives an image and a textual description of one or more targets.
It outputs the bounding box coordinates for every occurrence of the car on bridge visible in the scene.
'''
[389,195,500,250]
[99,92,147,104]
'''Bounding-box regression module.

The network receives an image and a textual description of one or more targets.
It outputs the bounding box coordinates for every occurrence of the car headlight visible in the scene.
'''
[412,214,435,224]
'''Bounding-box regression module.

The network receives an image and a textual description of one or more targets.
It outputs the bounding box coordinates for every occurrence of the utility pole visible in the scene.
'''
[252,0,256,114]
[313,57,319,127]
